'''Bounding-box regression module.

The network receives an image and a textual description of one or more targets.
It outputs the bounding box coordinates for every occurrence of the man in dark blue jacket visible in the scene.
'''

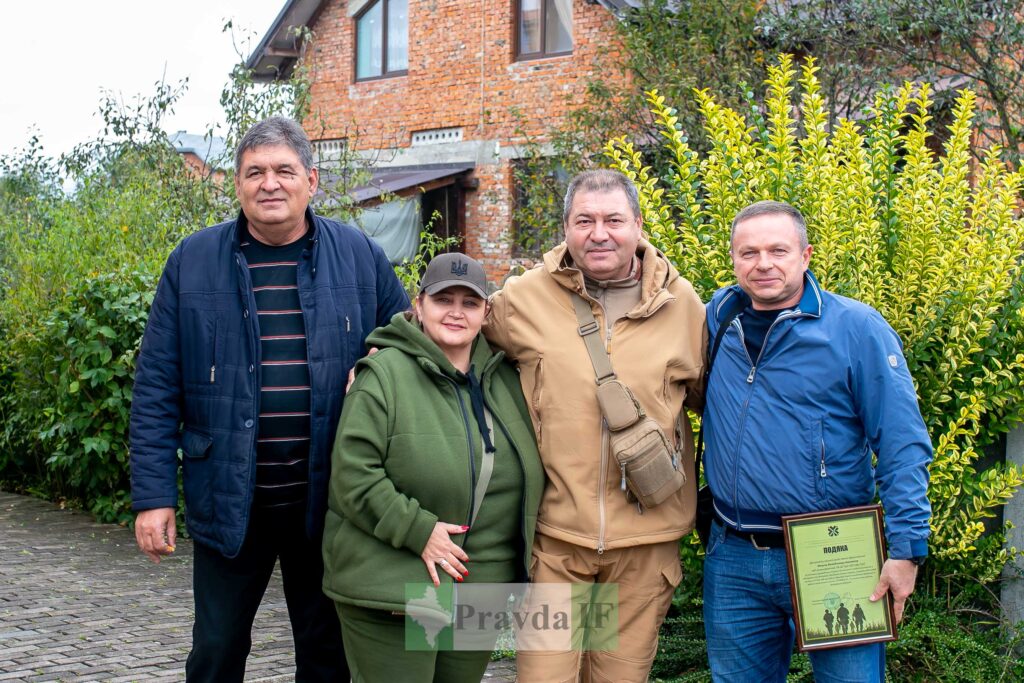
[702,201,931,682]
[130,117,408,682]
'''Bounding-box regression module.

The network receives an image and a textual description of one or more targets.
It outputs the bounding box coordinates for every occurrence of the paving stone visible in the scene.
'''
[0,491,517,682]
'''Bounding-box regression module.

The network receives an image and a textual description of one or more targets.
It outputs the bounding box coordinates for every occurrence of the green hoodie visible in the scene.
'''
[322,312,544,613]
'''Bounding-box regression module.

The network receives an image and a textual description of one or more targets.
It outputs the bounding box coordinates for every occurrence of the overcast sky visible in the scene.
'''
[2,0,286,161]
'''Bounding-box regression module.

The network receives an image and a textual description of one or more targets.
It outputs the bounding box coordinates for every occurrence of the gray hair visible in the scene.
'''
[730,200,809,249]
[234,117,315,175]
[562,169,641,226]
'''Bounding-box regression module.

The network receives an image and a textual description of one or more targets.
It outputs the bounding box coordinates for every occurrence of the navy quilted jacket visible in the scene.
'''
[129,209,409,558]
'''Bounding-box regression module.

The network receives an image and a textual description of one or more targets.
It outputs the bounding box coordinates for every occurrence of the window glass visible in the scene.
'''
[519,0,542,55]
[545,0,572,54]
[387,0,409,72]
[356,2,384,79]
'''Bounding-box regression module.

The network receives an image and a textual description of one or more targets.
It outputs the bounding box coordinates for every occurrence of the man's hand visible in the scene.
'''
[870,558,918,623]
[346,347,379,393]
[135,507,177,564]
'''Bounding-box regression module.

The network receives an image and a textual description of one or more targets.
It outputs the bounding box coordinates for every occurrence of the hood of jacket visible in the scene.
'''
[543,238,680,315]
[366,311,504,380]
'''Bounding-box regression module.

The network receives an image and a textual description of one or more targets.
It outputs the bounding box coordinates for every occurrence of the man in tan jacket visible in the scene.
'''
[485,169,706,682]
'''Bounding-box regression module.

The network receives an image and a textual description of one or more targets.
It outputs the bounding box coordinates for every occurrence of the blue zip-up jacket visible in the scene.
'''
[704,271,932,560]
[129,208,409,558]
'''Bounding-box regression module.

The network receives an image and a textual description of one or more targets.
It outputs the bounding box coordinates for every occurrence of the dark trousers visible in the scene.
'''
[186,505,348,682]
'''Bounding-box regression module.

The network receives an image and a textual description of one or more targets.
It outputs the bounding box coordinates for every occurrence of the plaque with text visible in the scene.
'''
[782,505,896,651]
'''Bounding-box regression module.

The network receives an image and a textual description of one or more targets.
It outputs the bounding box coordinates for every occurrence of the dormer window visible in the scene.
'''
[516,0,572,60]
[355,0,408,81]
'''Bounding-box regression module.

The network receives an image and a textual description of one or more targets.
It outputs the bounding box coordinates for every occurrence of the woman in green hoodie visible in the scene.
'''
[322,253,544,683]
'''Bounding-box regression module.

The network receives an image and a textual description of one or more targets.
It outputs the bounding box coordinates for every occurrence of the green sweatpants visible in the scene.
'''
[335,603,494,683]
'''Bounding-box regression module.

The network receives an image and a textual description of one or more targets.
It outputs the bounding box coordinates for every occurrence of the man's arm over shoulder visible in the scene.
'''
[130,246,185,512]
[484,276,518,359]
[852,310,932,560]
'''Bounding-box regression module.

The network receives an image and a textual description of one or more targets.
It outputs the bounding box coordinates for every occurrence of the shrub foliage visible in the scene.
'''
[0,86,222,523]
[633,54,1024,683]
[607,54,1024,584]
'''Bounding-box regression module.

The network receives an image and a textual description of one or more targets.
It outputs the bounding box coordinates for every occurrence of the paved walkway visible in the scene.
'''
[0,491,516,682]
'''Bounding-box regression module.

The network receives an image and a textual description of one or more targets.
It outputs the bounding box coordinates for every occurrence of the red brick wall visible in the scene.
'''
[304,0,628,280]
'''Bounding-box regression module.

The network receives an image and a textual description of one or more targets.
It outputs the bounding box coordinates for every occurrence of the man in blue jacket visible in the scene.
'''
[702,200,931,682]
[129,117,408,682]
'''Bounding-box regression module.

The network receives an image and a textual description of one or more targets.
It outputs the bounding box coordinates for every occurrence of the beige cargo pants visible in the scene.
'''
[515,533,683,683]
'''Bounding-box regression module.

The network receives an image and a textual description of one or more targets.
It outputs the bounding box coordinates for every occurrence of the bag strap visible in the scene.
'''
[695,308,743,479]
[570,292,617,385]
[470,409,495,527]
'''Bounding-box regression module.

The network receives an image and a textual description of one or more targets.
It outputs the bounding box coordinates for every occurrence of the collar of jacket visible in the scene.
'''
[233,206,322,277]
[713,269,825,324]
[542,238,679,318]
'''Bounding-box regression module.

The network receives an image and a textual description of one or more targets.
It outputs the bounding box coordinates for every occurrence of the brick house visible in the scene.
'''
[246,0,633,283]
[169,131,230,183]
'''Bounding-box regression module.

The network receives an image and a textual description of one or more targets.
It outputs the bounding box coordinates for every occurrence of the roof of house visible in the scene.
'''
[169,131,230,170]
[322,162,476,204]
[245,0,324,82]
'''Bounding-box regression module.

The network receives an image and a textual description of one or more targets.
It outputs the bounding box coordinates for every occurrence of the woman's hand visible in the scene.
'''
[421,522,470,586]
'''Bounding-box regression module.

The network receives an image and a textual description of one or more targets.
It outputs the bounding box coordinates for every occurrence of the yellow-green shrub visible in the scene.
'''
[607,55,1024,582]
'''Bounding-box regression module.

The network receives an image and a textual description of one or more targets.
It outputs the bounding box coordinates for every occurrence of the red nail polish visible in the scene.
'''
[463,570,469,576]
[460,525,470,531]
[456,575,463,582]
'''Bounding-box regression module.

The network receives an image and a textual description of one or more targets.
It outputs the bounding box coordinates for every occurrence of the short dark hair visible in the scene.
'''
[730,200,808,249]
[562,169,642,226]
[234,117,315,175]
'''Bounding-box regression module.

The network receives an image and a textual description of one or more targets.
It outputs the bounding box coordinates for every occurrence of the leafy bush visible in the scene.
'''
[34,271,155,523]
[887,594,1024,682]
[603,54,1024,680]
[608,54,1024,584]
[0,86,221,521]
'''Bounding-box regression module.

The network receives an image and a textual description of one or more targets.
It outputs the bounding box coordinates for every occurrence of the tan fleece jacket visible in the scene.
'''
[485,240,707,551]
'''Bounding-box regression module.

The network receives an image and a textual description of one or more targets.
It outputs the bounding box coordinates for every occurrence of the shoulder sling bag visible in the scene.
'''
[570,292,685,509]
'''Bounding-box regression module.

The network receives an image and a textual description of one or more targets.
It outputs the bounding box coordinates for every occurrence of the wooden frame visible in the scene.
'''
[514,0,573,61]
[354,0,409,82]
[782,505,897,652]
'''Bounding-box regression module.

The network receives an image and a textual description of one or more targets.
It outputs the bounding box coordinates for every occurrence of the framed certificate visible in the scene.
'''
[781,505,896,651]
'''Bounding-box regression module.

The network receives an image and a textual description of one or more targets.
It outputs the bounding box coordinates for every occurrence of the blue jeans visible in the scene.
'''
[703,520,885,682]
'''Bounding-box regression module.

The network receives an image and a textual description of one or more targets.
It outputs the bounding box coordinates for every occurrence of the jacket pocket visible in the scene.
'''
[529,358,544,446]
[181,429,213,459]
[180,301,224,390]
[181,429,214,522]
[331,286,364,366]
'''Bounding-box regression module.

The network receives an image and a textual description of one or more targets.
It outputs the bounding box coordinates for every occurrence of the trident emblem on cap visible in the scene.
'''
[451,260,469,276]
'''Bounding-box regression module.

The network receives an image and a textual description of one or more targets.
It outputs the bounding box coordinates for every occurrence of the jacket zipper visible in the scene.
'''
[597,299,614,554]
[486,375,534,581]
[728,311,803,525]
[210,319,218,383]
[820,439,827,478]
[235,251,261,532]
[440,375,478,536]
[297,248,317,521]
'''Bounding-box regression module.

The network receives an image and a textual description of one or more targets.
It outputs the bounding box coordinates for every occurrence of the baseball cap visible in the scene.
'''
[419,253,489,298]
